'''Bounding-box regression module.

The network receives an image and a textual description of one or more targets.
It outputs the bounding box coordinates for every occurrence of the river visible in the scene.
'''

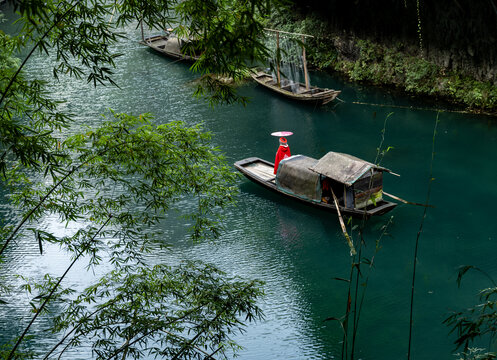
[1,14,497,360]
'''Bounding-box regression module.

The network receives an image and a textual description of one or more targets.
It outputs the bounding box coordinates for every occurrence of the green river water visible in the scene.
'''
[2,14,497,360]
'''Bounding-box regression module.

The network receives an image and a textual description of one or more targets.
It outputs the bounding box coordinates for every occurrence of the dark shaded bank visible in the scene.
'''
[269,1,497,114]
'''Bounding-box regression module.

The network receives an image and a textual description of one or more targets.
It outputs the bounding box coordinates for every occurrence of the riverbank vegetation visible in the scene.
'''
[267,5,497,113]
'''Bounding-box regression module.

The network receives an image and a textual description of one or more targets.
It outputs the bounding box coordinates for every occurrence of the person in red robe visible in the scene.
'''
[274,137,291,174]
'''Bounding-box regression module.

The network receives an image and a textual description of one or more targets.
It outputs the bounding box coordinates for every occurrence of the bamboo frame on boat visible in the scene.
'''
[253,28,341,105]
[264,28,312,91]
[302,35,309,90]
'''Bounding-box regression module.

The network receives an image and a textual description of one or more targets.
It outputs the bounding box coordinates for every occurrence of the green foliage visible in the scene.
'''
[47,261,263,359]
[445,286,497,359]
[0,0,287,358]
[444,267,497,359]
[267,11,497,112]
[454,348,496,360]
[7,111,239,251]
[173,0,288,104]
[0,27,69,179]
[1,110,251,359]
[333,38,497,111]
[265,9,339,70]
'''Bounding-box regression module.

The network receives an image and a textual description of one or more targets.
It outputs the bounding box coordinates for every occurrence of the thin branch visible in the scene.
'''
[0,1,79,106]
[103,323,219,360]
[7,215,112,360]
[42,298,122,360]
[407,114,439,360]
[345,113,393,359]
[352,217,393,357]
[1,139,134,257]
[170,282,256,360]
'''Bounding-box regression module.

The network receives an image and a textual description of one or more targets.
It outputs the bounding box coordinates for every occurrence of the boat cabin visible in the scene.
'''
[276,152,389,210]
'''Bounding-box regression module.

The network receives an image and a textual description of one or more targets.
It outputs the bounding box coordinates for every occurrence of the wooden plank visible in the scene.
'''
[366,201,397,215]
[246,162,273,173]
[245,162,275,181]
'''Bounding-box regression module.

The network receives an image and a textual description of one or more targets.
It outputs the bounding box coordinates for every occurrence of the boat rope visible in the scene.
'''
[336,97,494,116]
[157,57,185,67]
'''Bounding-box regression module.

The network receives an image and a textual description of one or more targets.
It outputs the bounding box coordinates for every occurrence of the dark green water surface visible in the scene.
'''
[2,17,497,360]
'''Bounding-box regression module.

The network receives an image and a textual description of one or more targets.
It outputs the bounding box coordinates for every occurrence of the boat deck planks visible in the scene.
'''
[245,161,275,181]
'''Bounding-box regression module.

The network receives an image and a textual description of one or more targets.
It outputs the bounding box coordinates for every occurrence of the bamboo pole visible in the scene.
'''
[331,189,356,256]
[266,28,314,89]
[302,35,309,90]
[276,32,281,87]
[383,192,435,208]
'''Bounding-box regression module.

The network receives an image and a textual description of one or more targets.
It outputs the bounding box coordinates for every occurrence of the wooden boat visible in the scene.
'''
[234,152,397,217]
[251,71,341,106]
[252,28,341,106]
[139,33,200,62]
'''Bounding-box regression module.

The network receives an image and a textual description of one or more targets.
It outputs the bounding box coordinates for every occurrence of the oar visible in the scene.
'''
[330,189,356,256]
[383,192,435,208]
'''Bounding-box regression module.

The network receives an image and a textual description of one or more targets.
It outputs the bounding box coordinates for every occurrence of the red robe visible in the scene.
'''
[274,145,291,174]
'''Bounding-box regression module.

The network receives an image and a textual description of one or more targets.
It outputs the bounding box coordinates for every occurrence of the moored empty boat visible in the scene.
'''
[252,28,341,106]
[251,71,341,106]
[139,32,200,62]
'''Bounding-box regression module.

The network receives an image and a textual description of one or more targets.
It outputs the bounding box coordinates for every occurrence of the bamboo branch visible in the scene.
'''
[7,215,113,360]
[407,114,439,360]
[170,282,256,360]
[383,192,434,208]
[42,298,121,360]
[0,139,131,257]
[0,1,79,106]
[330,189,356,256]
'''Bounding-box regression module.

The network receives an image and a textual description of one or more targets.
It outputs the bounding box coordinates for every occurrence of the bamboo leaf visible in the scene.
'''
[36,230,43,255]
[323,316,342,323]
[456,265,475,288]
[29,302,38,313]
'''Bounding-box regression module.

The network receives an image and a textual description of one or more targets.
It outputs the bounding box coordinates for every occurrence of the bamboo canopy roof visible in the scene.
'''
[310,152,393,186]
